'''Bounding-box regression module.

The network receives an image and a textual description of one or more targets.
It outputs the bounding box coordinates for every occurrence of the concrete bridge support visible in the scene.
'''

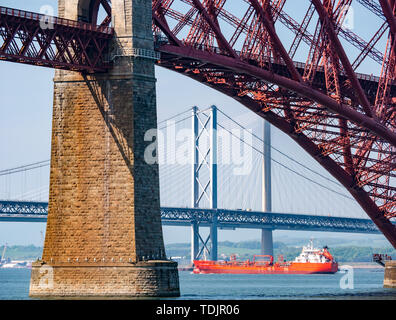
[384,261,396,289]
[261,229,274,257]
[261,120,274,257]
[191,221,199,264]
[210,213,218,261]
[29,0,180,297]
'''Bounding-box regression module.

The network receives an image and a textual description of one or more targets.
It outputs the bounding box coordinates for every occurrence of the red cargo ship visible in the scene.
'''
[193,239,338,274]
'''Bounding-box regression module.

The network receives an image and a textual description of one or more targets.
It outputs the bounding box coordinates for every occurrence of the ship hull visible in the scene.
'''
[193,261,338,274]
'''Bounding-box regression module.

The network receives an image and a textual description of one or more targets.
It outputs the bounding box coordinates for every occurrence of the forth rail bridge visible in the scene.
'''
[0,0,395,296]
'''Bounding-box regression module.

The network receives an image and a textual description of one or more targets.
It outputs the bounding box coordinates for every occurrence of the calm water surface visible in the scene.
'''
[0,268,395,300]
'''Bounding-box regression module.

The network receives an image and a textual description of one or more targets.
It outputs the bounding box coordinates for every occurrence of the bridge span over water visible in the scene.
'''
[0,200,381,234]
[0,0,395,294]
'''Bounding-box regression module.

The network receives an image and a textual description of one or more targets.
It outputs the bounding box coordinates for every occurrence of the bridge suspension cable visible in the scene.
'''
[217,108,343,188]
[157,109,192,126]
[0,107,356,202]
[216,121,354,201]
[200,106,355,201]
[0,160,50,177]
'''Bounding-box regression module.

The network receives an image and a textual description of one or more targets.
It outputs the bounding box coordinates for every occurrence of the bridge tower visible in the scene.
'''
[191,106,218,263]
[29,0,180,297]
[261,121,274,257]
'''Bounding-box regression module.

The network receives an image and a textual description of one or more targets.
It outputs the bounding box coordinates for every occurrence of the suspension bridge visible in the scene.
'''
[0,106,386,263]
[0,0,394,295]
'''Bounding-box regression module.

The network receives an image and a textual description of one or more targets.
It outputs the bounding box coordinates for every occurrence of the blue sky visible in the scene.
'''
[0,1,390,247]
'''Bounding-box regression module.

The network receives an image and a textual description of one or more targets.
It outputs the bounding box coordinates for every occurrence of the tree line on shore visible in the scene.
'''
[1,241,395,263]
[166,240,396,262]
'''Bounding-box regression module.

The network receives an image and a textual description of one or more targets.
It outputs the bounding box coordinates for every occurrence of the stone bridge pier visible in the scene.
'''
[29,0,180,297]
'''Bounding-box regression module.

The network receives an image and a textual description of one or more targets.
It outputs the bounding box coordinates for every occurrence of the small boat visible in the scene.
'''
[193,239,338,274]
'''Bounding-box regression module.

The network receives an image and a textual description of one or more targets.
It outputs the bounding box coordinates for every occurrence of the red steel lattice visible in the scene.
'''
[152,0,396,246]
[0,6,113,72]
[0,1,395,248]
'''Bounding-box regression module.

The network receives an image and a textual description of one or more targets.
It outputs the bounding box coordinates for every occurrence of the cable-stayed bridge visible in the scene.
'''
[0,106,385,262]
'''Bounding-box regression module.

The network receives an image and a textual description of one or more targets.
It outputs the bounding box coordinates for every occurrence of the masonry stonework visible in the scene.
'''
[384,261,396,289]
[29,0,180,297]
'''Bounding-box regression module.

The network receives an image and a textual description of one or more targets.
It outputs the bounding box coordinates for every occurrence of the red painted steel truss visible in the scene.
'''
[152,0,396,246]
[0,6,113,72]
[0,1,395,247]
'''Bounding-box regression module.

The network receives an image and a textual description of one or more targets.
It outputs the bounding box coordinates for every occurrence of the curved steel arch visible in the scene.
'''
[76,0,111,25]
[3,1,393,246]
[149,0,396,247]
[89,0,112,27]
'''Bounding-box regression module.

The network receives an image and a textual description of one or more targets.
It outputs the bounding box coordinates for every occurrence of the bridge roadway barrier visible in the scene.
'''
[0,201,381,234]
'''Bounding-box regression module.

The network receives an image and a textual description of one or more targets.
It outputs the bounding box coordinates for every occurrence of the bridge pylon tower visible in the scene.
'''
[191,106,218,263]
[29,0,179,298]
[261,120,274,257]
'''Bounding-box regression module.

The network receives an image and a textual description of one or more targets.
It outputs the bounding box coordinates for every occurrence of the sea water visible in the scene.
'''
[0,268,395,300]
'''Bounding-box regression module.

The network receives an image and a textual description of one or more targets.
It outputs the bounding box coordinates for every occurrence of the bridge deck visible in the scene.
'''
[0,201,380,234]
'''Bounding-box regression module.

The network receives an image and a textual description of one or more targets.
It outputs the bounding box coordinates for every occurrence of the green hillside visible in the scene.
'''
[1,240,395,263]
[0,245,42,261]
[165,240,396,263]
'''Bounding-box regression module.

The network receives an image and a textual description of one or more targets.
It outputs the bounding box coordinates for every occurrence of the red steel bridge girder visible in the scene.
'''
[0,6,113,72]
[152,0,396,248]
[0,1,395,247]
